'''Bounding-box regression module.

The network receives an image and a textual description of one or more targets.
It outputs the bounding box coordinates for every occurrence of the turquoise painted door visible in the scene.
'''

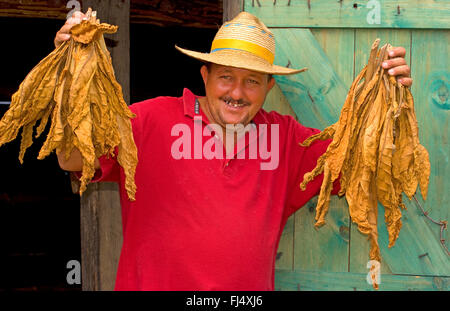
[252,0,450,290]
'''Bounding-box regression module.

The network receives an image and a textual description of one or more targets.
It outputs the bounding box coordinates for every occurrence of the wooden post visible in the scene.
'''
[79,0,130,291]
[223,0,243,22]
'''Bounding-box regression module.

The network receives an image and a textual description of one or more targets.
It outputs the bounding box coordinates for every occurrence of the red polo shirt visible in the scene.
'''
[95,88,337,290]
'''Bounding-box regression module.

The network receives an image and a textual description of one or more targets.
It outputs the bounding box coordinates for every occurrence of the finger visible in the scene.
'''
[386,65,410,78]
[59,23,75,35]
[71,11,84,19]
[55,15,84,48]
[54,24,74,48]
[56,32,71,41]
[388,46,406,58]
[66,16,82,26]
[54,23,76,48]
[382,57,407,70]
[397,76,413,87]
[54,34,70,48]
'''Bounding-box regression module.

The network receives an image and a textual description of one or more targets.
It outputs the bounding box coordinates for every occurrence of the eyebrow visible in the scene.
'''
[216,68,265,80]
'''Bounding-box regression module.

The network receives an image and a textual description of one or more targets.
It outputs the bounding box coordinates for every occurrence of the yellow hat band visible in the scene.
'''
[210,39,275,64]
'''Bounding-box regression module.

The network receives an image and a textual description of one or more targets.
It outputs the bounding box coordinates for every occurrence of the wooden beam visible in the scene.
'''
[79,0,129,291]
[131,0,222,28]
[0,0,223,29]
[0,0,70,19]
[245,0,450,29]
[275,269,450,291]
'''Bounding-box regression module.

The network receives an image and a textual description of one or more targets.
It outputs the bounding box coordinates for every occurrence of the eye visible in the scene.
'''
[247,79,260,85]
[220,75,232,81]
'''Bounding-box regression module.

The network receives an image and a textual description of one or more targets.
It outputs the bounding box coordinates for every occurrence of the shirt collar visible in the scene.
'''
[182,88,197,118]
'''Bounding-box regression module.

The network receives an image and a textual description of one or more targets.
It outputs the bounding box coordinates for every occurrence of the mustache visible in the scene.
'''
[221,97,250,106]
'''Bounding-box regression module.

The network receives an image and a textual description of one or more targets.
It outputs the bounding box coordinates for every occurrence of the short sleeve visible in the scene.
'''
[72,149,120,183]
[93,152,121,182]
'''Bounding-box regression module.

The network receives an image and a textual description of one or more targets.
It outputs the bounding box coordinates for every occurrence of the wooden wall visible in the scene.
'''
[246,0,450,290]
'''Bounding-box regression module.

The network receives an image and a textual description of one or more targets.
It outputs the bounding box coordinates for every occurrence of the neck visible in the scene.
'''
[197,97,241,156]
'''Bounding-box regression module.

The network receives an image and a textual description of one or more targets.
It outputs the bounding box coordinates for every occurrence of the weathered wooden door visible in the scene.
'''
[240,0,449,290]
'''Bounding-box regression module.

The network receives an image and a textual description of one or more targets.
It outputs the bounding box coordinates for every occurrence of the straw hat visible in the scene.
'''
[175,12,307,75]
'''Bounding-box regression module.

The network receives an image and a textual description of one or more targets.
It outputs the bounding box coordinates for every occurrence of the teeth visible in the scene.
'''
[226,100,244,108]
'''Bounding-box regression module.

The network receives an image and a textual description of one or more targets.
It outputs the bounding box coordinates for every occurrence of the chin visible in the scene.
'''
[221,114,248,126]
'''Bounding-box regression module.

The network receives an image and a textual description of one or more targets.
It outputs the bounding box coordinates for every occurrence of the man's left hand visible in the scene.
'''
[381,46,412,87]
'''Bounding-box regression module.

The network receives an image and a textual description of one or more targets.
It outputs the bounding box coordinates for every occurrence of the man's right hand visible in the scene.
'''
[58,148,100,172]
[54,11,86,48]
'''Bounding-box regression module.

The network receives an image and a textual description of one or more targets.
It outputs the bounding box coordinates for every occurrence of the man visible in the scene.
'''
[55,11,412,290]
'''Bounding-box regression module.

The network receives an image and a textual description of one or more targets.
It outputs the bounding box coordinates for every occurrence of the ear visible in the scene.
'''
[267,76,275,92]
[200,65,209,86]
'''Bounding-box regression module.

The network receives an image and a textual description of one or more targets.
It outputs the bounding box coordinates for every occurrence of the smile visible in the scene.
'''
[224,99,247,109]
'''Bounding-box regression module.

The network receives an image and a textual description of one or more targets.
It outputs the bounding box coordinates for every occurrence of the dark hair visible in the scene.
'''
[204,62,273,82]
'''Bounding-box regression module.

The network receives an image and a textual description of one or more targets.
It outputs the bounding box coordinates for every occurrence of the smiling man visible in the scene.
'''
[55,11,413,291]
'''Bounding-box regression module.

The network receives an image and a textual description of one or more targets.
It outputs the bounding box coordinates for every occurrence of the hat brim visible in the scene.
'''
[175,45,307,76]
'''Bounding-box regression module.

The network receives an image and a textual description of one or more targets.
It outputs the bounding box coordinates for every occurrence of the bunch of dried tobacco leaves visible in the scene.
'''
[0,9,137,201]
[300,39,430,287]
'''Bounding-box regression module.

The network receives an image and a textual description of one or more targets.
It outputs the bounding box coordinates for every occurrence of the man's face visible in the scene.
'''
[200,63,275,128]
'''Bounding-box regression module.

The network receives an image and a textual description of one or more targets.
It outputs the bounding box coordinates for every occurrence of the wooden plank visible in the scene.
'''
[223,0,243,22]
[292,196,350,272]
[130,0,222,28]
[310,29,355,88]
[0,0,223,29]
[275,269,449,291]
[271,28,346,130]
[97,182,123,291]
[244,0,450,29]
[79,0,129,291]
[268,28,353,273]
[264,84,350,273]
[263,83,297,119]
[409,29,450,269]
[79,183,100,291]
[284,29,354,273]
[0,0,70,19]
[411,30,450,252]
[80,182,122,291]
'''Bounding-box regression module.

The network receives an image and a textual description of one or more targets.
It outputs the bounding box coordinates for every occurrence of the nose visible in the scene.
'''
[229,80,245,101]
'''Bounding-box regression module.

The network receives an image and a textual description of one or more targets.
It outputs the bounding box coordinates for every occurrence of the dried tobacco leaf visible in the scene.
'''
[0,8,138,201]
[300,39,430,288]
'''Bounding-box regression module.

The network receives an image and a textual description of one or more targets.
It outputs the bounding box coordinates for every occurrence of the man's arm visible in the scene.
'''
[57,149,100,172]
